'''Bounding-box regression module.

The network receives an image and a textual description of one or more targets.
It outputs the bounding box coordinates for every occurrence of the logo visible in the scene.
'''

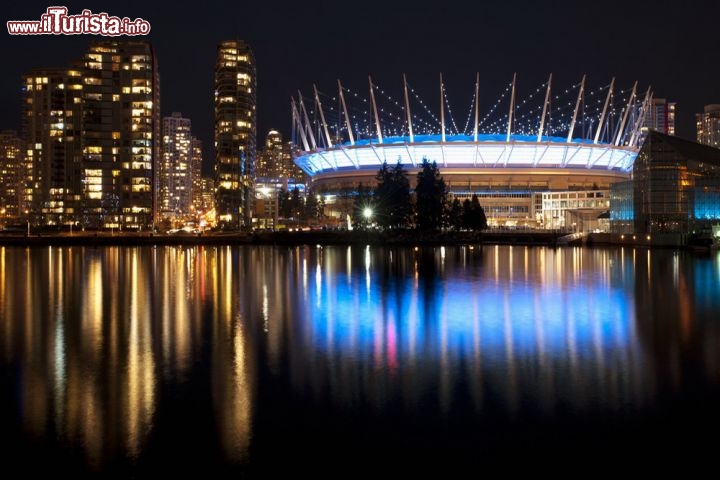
[7,7,151,36]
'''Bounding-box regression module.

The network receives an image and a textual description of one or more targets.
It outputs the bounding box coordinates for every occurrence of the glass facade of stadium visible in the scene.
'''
[610,131,720,235]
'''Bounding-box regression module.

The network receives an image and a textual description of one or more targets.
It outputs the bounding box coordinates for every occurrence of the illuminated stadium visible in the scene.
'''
[292,74,651,229]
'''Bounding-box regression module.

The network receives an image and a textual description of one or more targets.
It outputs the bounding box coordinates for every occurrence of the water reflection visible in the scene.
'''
[0,246,257,470]
[293,246,645,416]
[0,245,719,472]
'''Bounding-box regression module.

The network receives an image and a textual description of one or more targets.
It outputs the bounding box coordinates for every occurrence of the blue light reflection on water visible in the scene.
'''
[295,246,647,415]
[306,263,633,361]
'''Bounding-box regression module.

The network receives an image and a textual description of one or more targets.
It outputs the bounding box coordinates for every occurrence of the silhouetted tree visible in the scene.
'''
[477,198,488,230]
[462,198,472,229]
[374,160,411,228]
[290,187,302,219]
[414,158,446,231]
[462,194,488,231]
[302,189,324,221]
[278,188,291,218]
[447,197,463,230]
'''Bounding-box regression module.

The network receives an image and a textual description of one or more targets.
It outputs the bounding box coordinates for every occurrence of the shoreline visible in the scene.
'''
[0,230,560,247]
[0,230,709,250]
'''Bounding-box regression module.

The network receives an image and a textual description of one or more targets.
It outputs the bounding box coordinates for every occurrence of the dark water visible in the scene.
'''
[1,245,719,476]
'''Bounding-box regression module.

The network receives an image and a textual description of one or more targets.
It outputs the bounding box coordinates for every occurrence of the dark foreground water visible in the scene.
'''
[1,245,719,476]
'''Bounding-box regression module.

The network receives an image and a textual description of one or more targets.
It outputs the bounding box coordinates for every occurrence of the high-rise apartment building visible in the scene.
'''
[200,177,215,213]
[160,112,192,218]
[191,137,204,212]
[256,129,283,178]
[644,98,676,136]
[256,129,304,181]
[0,131,24,222]
[214,40,256,228]
[697,104,720,149]
[22,67,84,226]
[81,40,159,229]
[23,40,159,229]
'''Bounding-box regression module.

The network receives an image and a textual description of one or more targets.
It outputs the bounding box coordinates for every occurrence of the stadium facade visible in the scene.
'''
[292,74,651,229]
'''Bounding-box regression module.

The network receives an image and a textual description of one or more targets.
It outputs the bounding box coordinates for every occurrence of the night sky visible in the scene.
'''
[2,0,719,172]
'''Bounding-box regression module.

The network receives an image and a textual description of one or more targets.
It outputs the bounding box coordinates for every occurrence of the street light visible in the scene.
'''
[363,207,373,228]
[25,209,30,236]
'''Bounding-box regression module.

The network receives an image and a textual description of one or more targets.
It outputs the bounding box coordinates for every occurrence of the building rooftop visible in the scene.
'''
[645,130,720,166]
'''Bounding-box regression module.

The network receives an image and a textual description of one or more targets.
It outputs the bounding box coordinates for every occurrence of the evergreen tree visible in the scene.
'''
[391,162,411,227]
[278,188,291,218]
[448,198,463,230]
[470,194,483,230]
[373,161,392,225]
[477,198,488,231]
[290,187,302,219]
[462,198,472,230]
[414,158,446,231]
[462,194,489,231]
[374,160,410,229]
[303,191,318,221]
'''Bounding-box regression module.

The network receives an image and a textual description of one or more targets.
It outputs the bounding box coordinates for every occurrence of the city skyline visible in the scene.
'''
[2,0,720,171]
